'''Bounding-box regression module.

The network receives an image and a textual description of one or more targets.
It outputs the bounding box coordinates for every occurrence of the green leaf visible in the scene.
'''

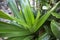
[35,11,41,20]
[51,20,60,39]
[23,36,33,40]
[0,10,28,30]
[14,18,29,29]
[38,33,50,40]
[8,0,27,25]
[19,0,34,26]
[0,21,31,37]
[0,30,31,38]
[7,0,18,17]
[0,21,21,31]
[33,1,60,32]
[8,0,21,19]
[7,37,25,40]
[7,36,33,40]
[51,12,60,18]
[0,11,13,20]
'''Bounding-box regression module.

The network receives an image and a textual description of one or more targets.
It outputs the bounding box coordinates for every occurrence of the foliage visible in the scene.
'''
[0,0,60,40]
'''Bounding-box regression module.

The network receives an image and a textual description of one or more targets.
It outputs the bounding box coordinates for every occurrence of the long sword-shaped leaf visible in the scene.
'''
[0,11,29,30]
[51,20,60,39]
[0,21,22,32]
[7,36,25,40]
[51,12,60,18]
[0,21,31,37]
[0,30,31,38]
[35,11,41,20]
[19,0,34,26]
[7,36,33,40]
[0,11,13,20]
[8,0,27,27]
[14,18,29,29]
[33,1,60,32]
[7,0,21,19]
[38,33,50,40]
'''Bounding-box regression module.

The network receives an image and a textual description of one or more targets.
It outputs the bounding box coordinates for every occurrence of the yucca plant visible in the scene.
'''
[0,0,60,40]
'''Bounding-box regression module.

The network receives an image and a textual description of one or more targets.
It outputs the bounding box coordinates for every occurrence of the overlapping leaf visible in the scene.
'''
[38,33,50,40]
[0,11,13,20]
[51,12,60,18]
[0,0,60,40]
[51,20,60,39]
[7,36,33,40]
[0,21,31,37]
[8,0,26,24]
[8,0,20,19]
[18,0,34,26]
[33,1,60,32]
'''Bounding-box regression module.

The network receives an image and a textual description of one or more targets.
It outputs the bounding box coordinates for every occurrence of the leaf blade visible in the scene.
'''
[19,0,34,25]
[51,20,60,39]
[0,11,13,20]
[33,1,60,32]
[0,21,31,37]
[51,12,60,18]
